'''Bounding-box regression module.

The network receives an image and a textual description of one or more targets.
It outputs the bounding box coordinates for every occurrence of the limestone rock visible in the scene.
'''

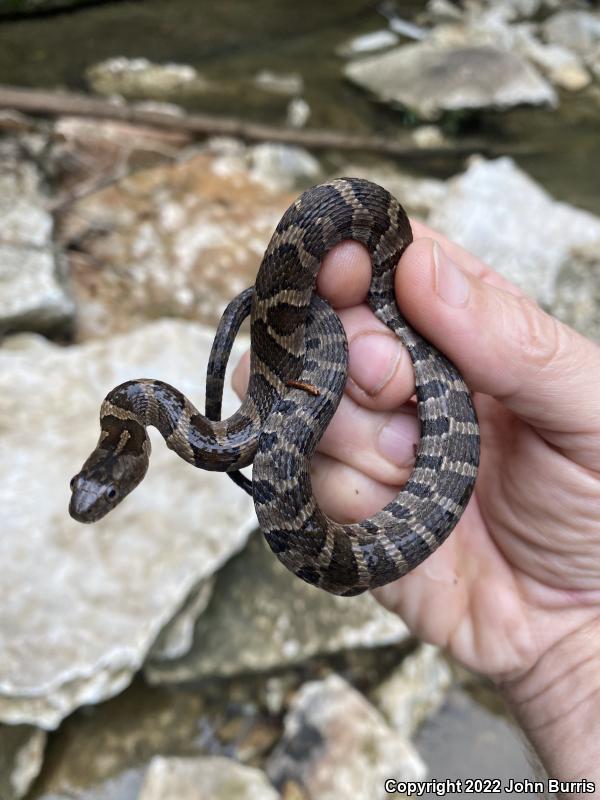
[372,644,453,737]
[138,756,281,800]
[86,57,210,100]
[553,243,600,342]
[427,157,600,306]
[253,71,304,96]
[59,151,294,341]
[248,144,321,191]
[514,24,590,91]
[0,156,74,335]
[0,320,255,729]
[336,30,400,58]
[543,10,600,58]
[267,675,425,799]
[0,725,46,800]
[345,42,556,120]
[145,533,409,683]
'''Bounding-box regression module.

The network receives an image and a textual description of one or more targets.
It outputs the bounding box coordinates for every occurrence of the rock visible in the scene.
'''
[0,320,255,729]
[149,578,215,662]
[0,243,74,336]
[59,151,294,341]
[39,769,145,800]
[86,57,210,100]
[285,98,311,129]
[0,155,74,335]
[138,756,280,800]
[514,24,590,91]
[254,71,304,96]
[415,687,537,779]
[145,533,409,683]
[345,43,556,120]
[267,675,425,799]
[378,4,428,40]
[30,680,209,798]
[53,116,192,191]
[0,724,46,799]
[372,644,453,737]
[411,124,449,149]
[427,157,600,306]
[0,110,35,133]
[482,0,541,20]
[248,144,321,191]
[553,244,600,342]
[336,30,400,58]
[425,0,464,24]
[543,10,600,58]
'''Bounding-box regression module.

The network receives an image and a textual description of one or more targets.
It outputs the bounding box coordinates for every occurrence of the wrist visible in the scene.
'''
[496,616,600,791]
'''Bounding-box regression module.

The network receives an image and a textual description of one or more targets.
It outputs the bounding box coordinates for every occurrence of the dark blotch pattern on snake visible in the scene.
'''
[69,177,480,596]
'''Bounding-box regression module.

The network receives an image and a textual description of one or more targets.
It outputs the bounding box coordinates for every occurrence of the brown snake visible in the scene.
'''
[69,177,480,596]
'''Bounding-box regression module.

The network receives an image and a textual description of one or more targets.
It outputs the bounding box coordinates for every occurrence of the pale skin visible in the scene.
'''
[233,222,600,788]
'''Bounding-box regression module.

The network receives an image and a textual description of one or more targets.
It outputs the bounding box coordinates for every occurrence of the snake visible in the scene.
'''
[69,177,480,596]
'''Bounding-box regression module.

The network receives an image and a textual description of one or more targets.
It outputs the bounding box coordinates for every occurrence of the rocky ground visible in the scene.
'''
[1,0,600,798]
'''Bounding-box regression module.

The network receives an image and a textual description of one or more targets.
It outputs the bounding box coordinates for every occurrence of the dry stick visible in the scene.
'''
[0,83,522,159]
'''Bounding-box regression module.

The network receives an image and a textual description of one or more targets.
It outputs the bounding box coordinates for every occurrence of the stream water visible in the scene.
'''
[1,0,599,214]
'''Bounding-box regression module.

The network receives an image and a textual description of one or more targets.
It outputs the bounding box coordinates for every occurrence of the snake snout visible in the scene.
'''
[69,473,119,523]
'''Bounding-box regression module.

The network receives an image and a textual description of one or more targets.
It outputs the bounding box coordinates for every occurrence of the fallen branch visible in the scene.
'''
[0,83,525,159]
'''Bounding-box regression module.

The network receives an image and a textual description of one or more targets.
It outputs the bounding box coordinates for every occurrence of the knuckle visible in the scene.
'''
[513,295,567,374]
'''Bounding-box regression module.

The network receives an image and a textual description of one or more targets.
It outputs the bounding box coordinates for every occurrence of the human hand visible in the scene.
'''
[233,222,600,779]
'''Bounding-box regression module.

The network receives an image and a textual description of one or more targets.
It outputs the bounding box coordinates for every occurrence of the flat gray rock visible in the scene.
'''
[345,43,556,120]
[543,10,600,58]
[138,756,280,800]
[0,320,255,729]
[145,533,409,683]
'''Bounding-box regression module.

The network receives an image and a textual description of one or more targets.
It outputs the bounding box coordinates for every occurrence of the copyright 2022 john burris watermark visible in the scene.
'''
[384,778,596,795]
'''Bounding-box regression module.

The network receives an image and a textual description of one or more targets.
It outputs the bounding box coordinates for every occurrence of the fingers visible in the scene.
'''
[232,350,418,487]
[396,237,600,463]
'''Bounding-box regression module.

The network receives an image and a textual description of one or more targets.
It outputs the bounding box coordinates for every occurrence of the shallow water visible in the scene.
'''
[1,0,599,214]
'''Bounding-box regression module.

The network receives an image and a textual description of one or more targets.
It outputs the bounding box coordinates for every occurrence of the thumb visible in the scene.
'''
[397,238,600,459]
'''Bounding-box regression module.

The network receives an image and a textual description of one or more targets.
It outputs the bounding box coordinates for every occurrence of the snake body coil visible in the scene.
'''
[69,177,479,596]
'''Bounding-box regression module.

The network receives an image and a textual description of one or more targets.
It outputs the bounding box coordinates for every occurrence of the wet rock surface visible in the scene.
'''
[0,320,255,729]
[86,57,211,101]
[266,674,425,799]
[145,533,409,683]
[345,42,556,119]
[415,687,537,789]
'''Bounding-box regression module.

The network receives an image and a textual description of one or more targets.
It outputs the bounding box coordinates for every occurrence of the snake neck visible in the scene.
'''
[101,379,262,472]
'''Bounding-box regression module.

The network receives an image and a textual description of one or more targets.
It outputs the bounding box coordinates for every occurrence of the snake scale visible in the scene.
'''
[69,177,480,596]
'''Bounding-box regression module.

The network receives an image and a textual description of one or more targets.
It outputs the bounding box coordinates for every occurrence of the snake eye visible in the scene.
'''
[70,476,77,491]
[107,486,117,501]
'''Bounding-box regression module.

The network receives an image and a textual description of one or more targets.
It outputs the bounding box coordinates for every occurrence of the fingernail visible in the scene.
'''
[348,333,402,396]
[378,413,418,467]
[434,241,470,308]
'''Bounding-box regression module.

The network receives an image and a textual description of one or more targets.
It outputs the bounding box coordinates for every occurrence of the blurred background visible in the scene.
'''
[1,0,599,798]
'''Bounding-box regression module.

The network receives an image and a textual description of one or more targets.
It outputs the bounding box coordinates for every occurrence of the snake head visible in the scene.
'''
[69,445,150,523]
